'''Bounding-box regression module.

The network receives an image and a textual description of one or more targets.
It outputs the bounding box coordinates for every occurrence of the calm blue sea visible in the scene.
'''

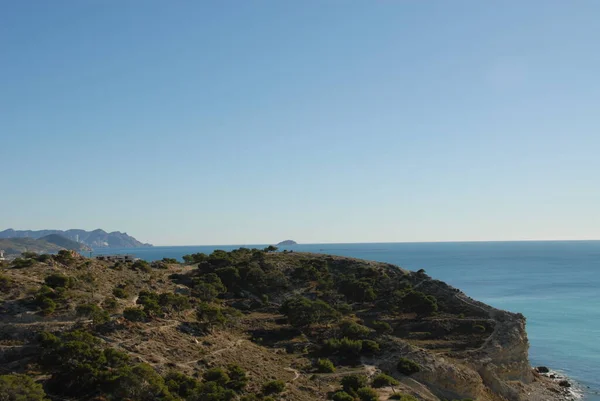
[95,241,600,399]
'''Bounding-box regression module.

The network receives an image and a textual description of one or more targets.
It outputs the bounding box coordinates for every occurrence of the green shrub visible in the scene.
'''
[11,258,35,268]
[165,371,200,398]
[203,367,230,386]
[76,303,110,325]
[335,302,353,314]
[112,287,128,299]
[158,292,191,312]
[339,278,377,302]
[361,340,380,354]
[191,381,235,400]
[226,364,248,392]
[341,374,367,392]
[102,297,119,312]
[0,374,48,401]
[123,307,147,322]
[397,357,420,376]
[371,320,392,334]
[196,302,226,328]
[39,297,56,315]
[339,337,363,356]
[111,363,172,400]
[316,358,335,373]
[44,274,74,289]
[36,254,53,263]
[137,291,162,316]
[131,260,152,273]
[0,274,11,291]
[357,387,379,401]
[332,391,354,401]
[339,320,371,339]
[280,296,339,328]
[372,373,399,388]
[262,380,285,395]
[396,290,438,317]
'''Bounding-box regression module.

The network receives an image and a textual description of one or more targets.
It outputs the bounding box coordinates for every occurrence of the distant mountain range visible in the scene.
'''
[0,229,152,249]
[0,235,90,256]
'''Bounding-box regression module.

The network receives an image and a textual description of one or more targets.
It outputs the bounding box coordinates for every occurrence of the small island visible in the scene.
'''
[276,240,297,246]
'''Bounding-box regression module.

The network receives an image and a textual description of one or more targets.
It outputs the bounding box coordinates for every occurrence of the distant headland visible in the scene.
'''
[276,239,297,246]
[0,229,152,249]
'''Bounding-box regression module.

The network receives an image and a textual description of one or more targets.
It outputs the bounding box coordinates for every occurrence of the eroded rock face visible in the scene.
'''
[380,272,557,401]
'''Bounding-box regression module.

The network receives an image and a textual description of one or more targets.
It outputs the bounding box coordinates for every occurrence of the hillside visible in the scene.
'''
[0,236,88,257]
[39,234,91,252]
[0,249,572,401]
[0,228,152,248]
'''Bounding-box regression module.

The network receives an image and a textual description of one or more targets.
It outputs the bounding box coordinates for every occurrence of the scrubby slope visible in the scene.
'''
[0,249,571,401]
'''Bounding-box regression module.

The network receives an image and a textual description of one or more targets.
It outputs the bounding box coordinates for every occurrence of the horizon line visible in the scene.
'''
[150,238,600,247]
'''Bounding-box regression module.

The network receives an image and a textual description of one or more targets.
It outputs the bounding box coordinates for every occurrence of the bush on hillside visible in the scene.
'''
[372,373,399,388]
[0,374,48,401]
[280,296,339,328]
[112,286,128,299]
[332,391,355,401]
[76,303,110,325]
[102,297,119,312]
[11,258,35,268]
[44,274,74,289]
[196,302,226,329]
[341,375,368,392]
[315,358,336,373]
[165,371,200,398]
[262,380,285,395]
[339,320,371,339]
[397,357,420,376]
[371,320,393,334]
[361,339,380,354]
[357,387,379,401]
[38,297,56,315]
[123,307,147,322]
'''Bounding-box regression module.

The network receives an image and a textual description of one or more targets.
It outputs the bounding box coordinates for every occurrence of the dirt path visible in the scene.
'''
[208,339,244,357]
[285,367,300,381]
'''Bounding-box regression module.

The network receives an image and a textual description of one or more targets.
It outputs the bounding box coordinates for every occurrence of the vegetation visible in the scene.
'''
[44,273,74,289]
[280,296,339,328]
[76,303,110,325]
[397,357,421,376]
[371,320,393,334]
[315,358,336,373]
[0,248,498,401]
[356,387,379,401]
[262,380,285,395]
[332,391,354,401]
[123,307,147,322]
[341,375,368,392]
[0,373,48,401]
[372,373,399,388]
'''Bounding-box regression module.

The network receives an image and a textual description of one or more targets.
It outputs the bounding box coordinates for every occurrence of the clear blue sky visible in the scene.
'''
[1,1,599,245]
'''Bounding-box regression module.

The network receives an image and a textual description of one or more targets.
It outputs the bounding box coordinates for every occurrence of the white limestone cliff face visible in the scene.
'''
[371,272,573,401]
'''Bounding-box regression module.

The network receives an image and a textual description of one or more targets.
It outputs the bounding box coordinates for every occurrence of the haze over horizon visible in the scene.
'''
[2,2,599,245]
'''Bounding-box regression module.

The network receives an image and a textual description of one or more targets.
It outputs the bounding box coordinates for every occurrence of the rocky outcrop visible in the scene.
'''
[371,270,572,401]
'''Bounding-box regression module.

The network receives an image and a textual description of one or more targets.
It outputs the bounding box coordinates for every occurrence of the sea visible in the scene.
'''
[94,241,600,399]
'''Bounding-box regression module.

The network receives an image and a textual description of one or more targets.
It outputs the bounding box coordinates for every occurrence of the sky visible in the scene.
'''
[1,1,599,246]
